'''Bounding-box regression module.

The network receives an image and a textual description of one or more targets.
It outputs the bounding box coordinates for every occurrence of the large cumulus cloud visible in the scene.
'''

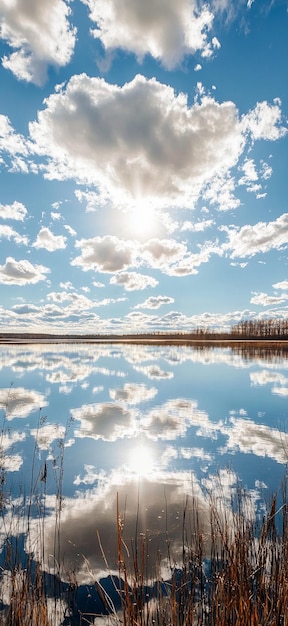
[29,74,286,211]
[30,73,245,208]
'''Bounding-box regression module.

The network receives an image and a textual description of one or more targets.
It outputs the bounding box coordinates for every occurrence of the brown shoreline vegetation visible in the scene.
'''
[0,317,288,345]
[1,472,288,625]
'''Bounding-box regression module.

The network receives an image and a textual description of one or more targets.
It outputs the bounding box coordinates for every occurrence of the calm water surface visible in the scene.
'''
[0,343,287,589]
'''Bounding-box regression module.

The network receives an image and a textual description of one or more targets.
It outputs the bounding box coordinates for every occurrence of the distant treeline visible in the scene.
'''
[0,318,287,342]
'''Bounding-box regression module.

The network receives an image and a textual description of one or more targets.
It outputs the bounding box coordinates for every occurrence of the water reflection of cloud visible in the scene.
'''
[221,416,288,464]
[72,402,137,441]
[143,399,209,441]
[180,447,213,462]
[134,364,173,379]
[272,386,288,396]
[30,469,230,584]
[250,370,288,387]
[0,387,47,420]
[250,369,288,397]
[30,423,68,450]
[110,382,157,405]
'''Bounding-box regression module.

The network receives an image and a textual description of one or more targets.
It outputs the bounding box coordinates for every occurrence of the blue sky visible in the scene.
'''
[0,0,287,334]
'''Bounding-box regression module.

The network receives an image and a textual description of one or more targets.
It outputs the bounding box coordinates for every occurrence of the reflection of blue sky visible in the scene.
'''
[0,344,287,504]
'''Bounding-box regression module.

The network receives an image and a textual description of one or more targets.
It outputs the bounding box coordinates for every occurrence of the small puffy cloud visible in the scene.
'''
[222,212,288,259]
[12,304,39,315]
[165,242,220,276]
[32,227,67,251]
[110,383,158,405]
[72,236,137,273]
[29,74,244,209]
[250,291,288,306]
[203,173,240,211]
[0,387,47,420]
[0,257,49,285]
[261,161,272,180]
[194,63,202,71]
[0,0,76,85]
[83,0,215,69]
[0,224,28,245]
[141,239,187,269]
[0,114,28,156]
[243,100,287,141]
[272,280,288,291]
[0,201,27,221]
[110,271,158,291]
[180,219,214,232]
[239,158,258,185]
[135,295,174,310]
[64,224,76,236]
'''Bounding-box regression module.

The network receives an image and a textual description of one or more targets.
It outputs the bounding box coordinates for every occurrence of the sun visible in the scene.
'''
[128,444,155,475]
[127,200,159,239]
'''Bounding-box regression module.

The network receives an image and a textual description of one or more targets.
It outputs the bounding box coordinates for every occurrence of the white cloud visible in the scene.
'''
[0,201,27,221]
[0,257,50,285]
[141,238,187,269]
[135,295,174,310]
[72,235,137,273]
[203,173,241,211]
[239,157,258,185]
[180,219,214,232]
[110,271,158,291]
[243,100,287,141]
[29,74,245,209]
[0,224,28,245]
[261,161,272,180]
[272,280,288,290]
[82,0,215,69]
[0,114,28,156]
[64,224,77,236]
[32,227,67,251]
[0,0,76,85]
[250,291,288,306]
[222,212,288,258]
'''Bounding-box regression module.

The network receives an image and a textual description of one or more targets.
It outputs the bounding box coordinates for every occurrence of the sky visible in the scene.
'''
[0,0,287,335]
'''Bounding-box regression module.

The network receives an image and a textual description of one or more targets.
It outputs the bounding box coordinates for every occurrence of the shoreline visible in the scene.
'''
[0,335,288,347]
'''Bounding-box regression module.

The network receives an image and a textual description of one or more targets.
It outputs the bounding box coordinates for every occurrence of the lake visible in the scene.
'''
[0,342,287,620]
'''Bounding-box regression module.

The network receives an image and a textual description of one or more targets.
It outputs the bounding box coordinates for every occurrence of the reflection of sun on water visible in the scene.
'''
[128,444,155,475]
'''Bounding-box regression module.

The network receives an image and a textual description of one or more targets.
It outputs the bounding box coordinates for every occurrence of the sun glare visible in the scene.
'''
[128,444,155,475]
[128,201,159,238]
